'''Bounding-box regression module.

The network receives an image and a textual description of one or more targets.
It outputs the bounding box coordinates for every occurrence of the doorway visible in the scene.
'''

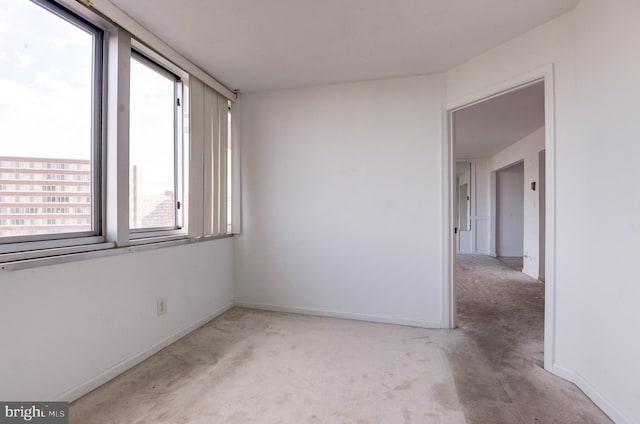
[444,66,556,371]
[496,161,524,270]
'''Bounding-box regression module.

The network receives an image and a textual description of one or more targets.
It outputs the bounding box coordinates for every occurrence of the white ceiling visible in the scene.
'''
[454,82,545,159]
[109,0,579,92]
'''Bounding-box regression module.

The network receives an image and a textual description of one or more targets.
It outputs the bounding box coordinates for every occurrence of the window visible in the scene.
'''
[0,0,234,266]
[0,0,101,242]
[129,52,183,233]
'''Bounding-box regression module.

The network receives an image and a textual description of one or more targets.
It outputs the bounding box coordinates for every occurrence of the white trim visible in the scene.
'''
[549,363,574,381]
[129,229,187,240]
[442,104,455,328]
[104,28,131,247]
[489,170,498,256]
[129,234,189,245]
[131,39,188,82]
[56,302,234,402]
[446,66,550,111]
[0,241,115,264]
[0,234,232,272]
[470,160,477,254]
[71,0,236,101]
[573,372,633,424]
[234,302,444,329]
[548,364,632,424]
[542,66,557,373]
[0,236,105,255]
[443,64,557,370]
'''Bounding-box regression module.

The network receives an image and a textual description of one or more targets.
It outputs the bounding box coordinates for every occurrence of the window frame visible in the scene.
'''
[0,0,236,269]
[0,0,104,253]
[128,48,185,239]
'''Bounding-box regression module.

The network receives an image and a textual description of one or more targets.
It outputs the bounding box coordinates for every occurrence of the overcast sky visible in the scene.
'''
[0,0,92,160]
[0,0,176,195]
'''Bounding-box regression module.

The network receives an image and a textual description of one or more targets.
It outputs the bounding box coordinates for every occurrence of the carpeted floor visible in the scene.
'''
[496,256,524,271]
[71,309,468,423]
[70,255,611,423]
[454,255,610,423]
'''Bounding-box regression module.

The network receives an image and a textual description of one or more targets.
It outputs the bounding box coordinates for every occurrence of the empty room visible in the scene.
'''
[0,0,638,423]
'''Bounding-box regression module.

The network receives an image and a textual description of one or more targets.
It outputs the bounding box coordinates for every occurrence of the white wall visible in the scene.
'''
[568,1,640,422]
[0,239,234,401]
[492,128,545,277]
[5,3,635,423]
[496,162,524,257]
[447,2,640,422]
[235,75,446,327]
[474,127,545,277]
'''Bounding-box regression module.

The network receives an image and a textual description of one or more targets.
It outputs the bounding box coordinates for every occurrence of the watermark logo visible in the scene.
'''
[0,402,68,423]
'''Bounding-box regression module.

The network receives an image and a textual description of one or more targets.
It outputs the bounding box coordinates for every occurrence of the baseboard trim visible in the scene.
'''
[57,302,234,402]
[573,371,633,424]
[522,267,538,280]
[548,363,631,424]
[234,301,444,329]
[548,363,574,381]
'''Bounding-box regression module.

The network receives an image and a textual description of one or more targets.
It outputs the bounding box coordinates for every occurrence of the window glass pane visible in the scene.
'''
[0,0,95,239]
[129,56,177,229]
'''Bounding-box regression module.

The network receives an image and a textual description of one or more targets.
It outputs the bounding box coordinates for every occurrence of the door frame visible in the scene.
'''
[442,64,557,372]
[455,159,475,255]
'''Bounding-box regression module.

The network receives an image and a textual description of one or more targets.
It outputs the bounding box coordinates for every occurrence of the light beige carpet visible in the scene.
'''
[71,256,611,423]
[496,256,524,271]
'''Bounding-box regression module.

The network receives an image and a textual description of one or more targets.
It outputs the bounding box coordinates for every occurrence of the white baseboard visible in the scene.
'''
[548,363,574,381]
[522,268,538,280]
[57,302,234,402]
[573,371,633,424]
[548,363,631,424]
[234,301,444,328]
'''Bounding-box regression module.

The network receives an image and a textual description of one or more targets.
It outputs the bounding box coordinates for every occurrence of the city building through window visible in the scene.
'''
[0,0,101,241]
[129,53,183,232]
[0,0,233,262]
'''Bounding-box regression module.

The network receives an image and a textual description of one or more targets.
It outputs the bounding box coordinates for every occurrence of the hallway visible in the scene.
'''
[454,255,610,423]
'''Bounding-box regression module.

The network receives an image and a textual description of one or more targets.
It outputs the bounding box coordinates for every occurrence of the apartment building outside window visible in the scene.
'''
[0,0,102,243]
[0,157,92,238]
[129,52,183,233]
[0,0,234,265]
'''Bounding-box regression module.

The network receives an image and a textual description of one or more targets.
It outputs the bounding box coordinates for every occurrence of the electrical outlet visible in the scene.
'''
[157,297,167,316]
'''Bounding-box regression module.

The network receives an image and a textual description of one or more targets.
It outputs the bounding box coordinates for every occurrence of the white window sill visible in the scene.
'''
[0,234,233,272]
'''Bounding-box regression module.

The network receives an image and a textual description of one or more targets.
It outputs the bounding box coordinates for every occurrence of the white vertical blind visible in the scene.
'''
[189,77,233,237]
[187,78,205,238]
[216,95,229,234]
[203,84,218,235]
